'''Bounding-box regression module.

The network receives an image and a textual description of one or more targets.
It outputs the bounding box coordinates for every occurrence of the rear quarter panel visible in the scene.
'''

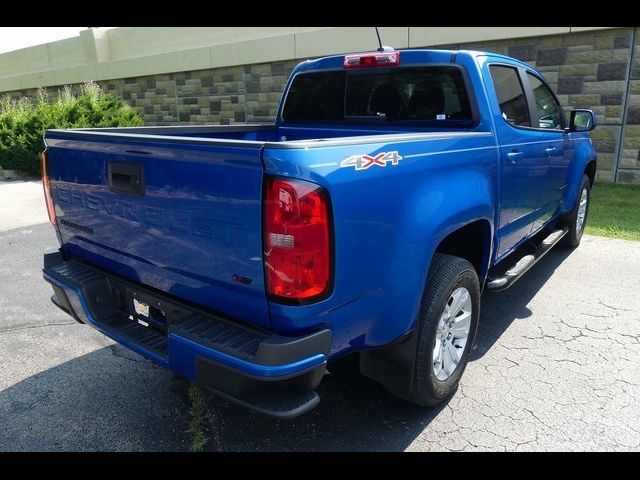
[264,132,498,356]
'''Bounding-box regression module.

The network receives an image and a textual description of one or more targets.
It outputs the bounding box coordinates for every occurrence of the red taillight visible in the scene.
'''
[344,51,400,69]
[263,177,332,303]
[40,150,56,225]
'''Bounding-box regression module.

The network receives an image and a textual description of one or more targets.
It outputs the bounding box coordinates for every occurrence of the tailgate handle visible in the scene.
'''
[108,162,144,196]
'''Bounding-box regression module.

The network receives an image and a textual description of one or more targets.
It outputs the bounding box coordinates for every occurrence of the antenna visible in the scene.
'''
[375,27,384,52]
[374,27,394,52]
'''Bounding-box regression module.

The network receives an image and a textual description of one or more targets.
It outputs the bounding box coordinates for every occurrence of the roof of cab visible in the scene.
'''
[294,49,544,78]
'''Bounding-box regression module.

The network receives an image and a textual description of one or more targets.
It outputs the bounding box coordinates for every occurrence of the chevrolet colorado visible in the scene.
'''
[42,48,596,418]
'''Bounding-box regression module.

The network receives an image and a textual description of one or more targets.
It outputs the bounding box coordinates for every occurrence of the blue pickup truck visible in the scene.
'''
[41,48,596,418]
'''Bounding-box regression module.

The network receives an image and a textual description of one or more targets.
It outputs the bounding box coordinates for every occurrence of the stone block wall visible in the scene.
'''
[102,60,300,124]
[3,60,300,127]
[3,28,640,182]
[452,27,638,182]
[619,30,640,183]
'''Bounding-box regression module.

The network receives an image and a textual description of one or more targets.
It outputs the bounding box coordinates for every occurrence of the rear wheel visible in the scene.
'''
[407,254,480,407]
[560,174,591,248]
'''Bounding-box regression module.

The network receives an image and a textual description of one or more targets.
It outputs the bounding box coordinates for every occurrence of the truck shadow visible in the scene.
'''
[0,247,574,451]
[197,246,576,451]
[471,246,574,361]
[199,357,449,451]
[0,346,194,451]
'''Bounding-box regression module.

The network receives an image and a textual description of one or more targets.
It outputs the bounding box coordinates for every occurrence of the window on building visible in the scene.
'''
[489,65,530,127]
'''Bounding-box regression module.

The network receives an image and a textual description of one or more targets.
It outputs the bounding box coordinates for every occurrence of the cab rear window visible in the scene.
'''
[282,66,474,125]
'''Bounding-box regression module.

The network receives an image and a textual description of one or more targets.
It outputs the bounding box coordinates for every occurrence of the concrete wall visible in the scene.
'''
[0,27,613,92]
[2,26,639,182]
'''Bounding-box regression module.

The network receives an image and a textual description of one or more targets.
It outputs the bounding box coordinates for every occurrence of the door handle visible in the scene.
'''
[544,147,557,157]
[506,151,523,165]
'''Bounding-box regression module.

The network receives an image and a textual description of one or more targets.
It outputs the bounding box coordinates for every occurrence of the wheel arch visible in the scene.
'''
[433,218,493,283]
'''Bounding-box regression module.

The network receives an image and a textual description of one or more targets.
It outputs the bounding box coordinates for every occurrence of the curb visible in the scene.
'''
[0,169,35,181]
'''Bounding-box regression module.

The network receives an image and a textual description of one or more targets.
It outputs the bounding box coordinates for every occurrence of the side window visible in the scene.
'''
[527,73,564,130]
[489,65,530,127]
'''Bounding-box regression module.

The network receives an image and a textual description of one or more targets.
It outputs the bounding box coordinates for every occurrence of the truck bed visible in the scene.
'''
[47,124,475,146]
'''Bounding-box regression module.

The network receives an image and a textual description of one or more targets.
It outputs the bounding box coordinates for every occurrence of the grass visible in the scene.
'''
[586,181,640,241]
[187,384,209,452]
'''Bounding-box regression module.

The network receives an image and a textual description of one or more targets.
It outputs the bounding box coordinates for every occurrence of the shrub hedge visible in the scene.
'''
[0,82,143,175]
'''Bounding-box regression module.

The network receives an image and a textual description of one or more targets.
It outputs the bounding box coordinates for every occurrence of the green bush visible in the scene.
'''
[0,82,143,175]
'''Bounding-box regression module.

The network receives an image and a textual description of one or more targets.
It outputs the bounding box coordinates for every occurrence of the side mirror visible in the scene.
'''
[568,109,596,132]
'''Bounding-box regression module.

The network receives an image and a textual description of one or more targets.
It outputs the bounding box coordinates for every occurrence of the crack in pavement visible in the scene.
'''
[597,299,634,314]
[0,322,77,333]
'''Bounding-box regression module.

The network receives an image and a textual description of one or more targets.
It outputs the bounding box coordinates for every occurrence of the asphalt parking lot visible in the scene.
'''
[1,180,639,451]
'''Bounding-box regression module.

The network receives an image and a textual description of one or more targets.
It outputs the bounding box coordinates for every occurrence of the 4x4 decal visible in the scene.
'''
[341,151,403,171]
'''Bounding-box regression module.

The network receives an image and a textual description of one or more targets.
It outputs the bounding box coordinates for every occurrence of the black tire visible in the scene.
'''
[407,253,480,407]
[560,174,591,248]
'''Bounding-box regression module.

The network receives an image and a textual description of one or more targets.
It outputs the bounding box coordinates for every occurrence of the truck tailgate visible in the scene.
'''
[45,135,269,328]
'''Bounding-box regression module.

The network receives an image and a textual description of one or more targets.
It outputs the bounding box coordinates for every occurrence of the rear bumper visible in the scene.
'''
[43,248,330,419]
